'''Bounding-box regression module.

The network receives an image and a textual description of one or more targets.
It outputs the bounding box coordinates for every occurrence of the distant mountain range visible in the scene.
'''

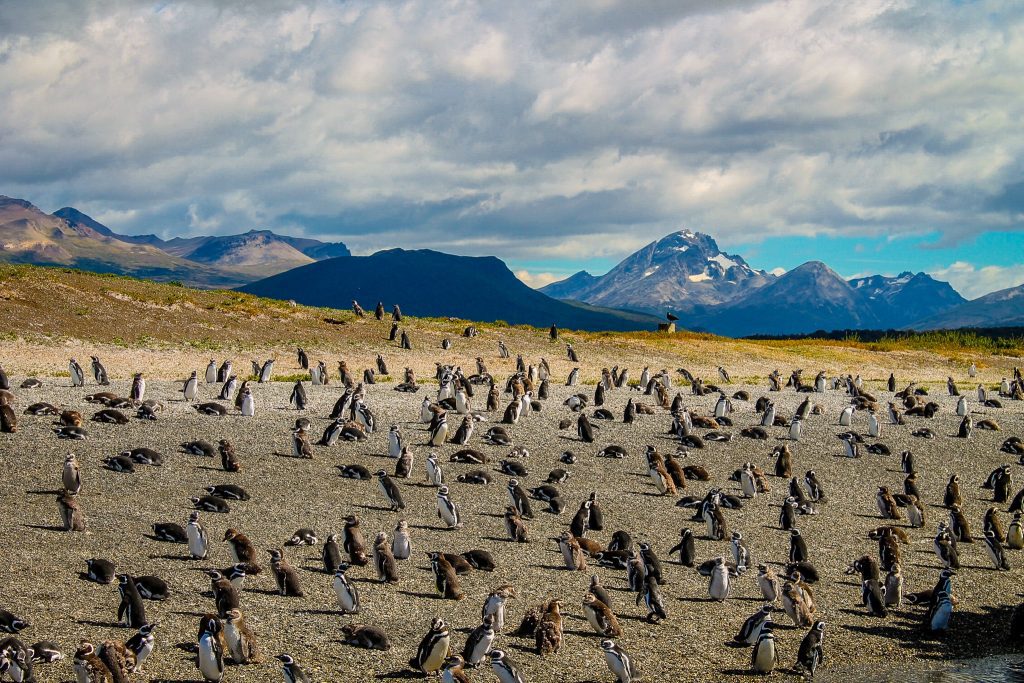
[239,248,662,331]
[2,194,1019,335]
[539,230,988,335]
[1,196,349,287]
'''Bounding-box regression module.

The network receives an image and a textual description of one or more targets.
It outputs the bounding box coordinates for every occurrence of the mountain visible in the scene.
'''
[536,270,598,299]
[160,230,351,263]
[539,230,774,314]
[849,271,966,328]
[3,197,352,286]
[239,248,663,331]
[0,196,245,287]
[911,283,1024,330]
[691,261,882,337]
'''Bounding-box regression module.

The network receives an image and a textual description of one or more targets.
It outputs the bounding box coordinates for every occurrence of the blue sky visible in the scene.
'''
[1,1,1022,300]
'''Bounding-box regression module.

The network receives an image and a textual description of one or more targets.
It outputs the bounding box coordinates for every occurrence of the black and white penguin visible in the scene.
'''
[125,623,157,673]
[372,532,399,584]
[436,486,462,529]
[462,615,496,666]
[276,653,311,683]
[197,614,225,682]
[601,639,637,683]
[411,617,450,675]
[984,530,1010,570]
[796,620,825,676]
[751,624,778,674]
[736,604,773,645]
[490,649,525,683]
[376,470,406,511]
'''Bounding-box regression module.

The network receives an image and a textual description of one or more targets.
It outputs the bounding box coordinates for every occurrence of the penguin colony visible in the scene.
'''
[0,316,1023,681]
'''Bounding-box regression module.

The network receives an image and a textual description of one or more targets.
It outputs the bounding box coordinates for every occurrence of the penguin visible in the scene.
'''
[708,556,732,602]
[332,563,360,614]
[342,515,369,566]
[69,358,85,387]
[182,371,198,401]
[732,531,752,572]
[395,445,415,479]
[388,425,404,458]
[582,592,621,637]
[490,649,525,683]
[944,474,962,508]
[482,585,516,632]
[839,405,854,426]
[736,605,773,645]
[577,413,595,442]
[116,574,147,628]
[239,387,255,416]
[781,582,814,627]
[219,440,241,472]
[789,418,802,441]
[267,548,303,597]
[123,623,156,673]
[462,615,495,666]
[57,492,87,532]
[796,620,825,677]
[61,453,82,495]
[504,506,529,542]
[929,591,953,632]
[957,414,972,438]
[376,470,406,511]
[436,486,462,529]
[197,614,225,682]
[555,531,587,570]
[984,530,1010,570]
[392,519,412,560]
[601,640,637,683]
[411,618,450,674]
[223,610,259,664]
[224,528,259,570]
[757,565,780,603]
[208,570,241,618]
[1008,513,1024,550]
[884,565,903,608]
[372,532,399,583]
[507,479,534,520]
[429,552,465,600]
[289,381,307,410]
[441,655,470,683]
[130,372,145,403]
[535,599,564,655]
[428,412,449,446]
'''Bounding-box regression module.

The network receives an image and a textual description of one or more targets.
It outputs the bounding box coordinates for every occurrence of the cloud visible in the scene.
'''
[514,270,564,289]
[929,261,1024,300]
[0,0,1020,272]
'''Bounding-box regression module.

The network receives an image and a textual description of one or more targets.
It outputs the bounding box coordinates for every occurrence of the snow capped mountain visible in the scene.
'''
[848,271,966,328]
[539,230,774,314]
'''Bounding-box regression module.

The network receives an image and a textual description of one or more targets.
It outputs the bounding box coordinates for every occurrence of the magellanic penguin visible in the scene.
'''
[197,614,225,682]
[267,548,304,597]
[276,653,311,683]
[125,622,158,672]
[751,624,778,674]
[57,492,87,532]
[669,528,696,567]
[490,649,525,683]
[736,604,773,645]
[62,453,82,494]
[223,609,259,665]
[376,470,406,511]
[535,599,564,655]
[411,617,450,674]
[436,486,463,529]
[598,639,636,683]
[462,614,496,666]
[187,511,209,559]
[392,520,412,560]
[183,371,199,401]
[796,620,826,676]
[428,552,465,600]
[117,574,147,628]
[372,532,399,584]
[582,593,622,637]
[332,562,360,614]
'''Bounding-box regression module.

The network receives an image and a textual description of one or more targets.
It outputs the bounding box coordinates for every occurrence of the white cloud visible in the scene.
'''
[929,261,1024,300]
[0,0,1020,263]
[515,270,564,289]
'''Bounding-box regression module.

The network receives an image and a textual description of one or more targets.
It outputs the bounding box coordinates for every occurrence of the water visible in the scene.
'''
[821,656,1024,683]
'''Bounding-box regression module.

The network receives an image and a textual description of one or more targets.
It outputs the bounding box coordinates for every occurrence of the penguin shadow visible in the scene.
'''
[299,564,328,573]
[169,610,206,618]
[397,589,444,600]
[531,563,571,571]
[174,641,199,654]
[720,668,768,676]
[481,536,512,543]
[21,523,67,532]
[375,670,424,680]
[477,512,506,519]
[195,465,223,472]
[144,534,183,543]
[247,588,284,596]
[408,523,439,531]
[149,553,194,562]
[296,608,342,616]
[24,488,63,495]
[76,618,122,628]
[353,504,394,513]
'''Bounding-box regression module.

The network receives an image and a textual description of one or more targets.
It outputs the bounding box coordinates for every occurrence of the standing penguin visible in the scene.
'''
[268,549,304,597]
[187,511,209,559]
[490,649,525,683]
[577,414,595,443]
[223,609,259,665]
[130,373,145,403]
[275,654,311,683]
[197,614,225,682]
[392,519,412,560]
[751,625,778,674]
[289,381,307,410]
[332,563,360,614]
[206,360,218,383]
[462,615,496,667]
[601,639,637,683]
[182,371,199,401]
[796,620,826,676]
[69,358,85,387]
[411,618,450,675]
[372,532,399,584]
[436,486,462,529]
[376,471,406,511]
[117,574,147,628]
[57,492,87,532]
[240,387,255,417]
[669,528,696,567]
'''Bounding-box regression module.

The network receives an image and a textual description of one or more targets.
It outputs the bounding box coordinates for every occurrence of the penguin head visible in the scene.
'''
[275,654,296,665]
[490,649,507,662]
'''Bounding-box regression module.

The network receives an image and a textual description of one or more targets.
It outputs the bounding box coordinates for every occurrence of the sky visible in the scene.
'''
[1,0,1022,300]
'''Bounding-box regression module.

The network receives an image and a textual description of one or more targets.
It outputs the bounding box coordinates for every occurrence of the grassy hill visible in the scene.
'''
[0,263,1019,384]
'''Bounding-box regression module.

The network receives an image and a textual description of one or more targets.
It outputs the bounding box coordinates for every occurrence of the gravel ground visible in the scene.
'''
[0,361,1022,682]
